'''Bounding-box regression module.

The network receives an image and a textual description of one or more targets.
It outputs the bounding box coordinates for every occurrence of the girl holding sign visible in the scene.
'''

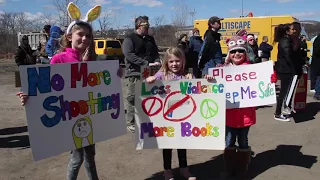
[222,35,275,179]
[146,47,214,180]
[17,2,108,180]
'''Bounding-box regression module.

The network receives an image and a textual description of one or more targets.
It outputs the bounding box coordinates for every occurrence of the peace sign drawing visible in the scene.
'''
[200,99,219,119]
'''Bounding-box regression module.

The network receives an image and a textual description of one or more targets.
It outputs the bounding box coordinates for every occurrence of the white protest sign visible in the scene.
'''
[209,61,276,109]
[135,79,226,150]
[19,61,126,161]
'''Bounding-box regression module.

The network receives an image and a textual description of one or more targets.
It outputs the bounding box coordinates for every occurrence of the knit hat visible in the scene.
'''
[224,35,250,64]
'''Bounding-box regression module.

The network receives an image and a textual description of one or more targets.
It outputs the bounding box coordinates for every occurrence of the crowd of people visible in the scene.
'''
[15,2,320,179]
[14,25,64,66]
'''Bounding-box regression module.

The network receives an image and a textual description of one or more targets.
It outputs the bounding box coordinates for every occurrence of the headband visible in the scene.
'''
[66,2,101,34]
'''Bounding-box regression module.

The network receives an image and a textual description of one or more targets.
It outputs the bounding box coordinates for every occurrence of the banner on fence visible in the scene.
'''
[209,61,276,109]
[135,79,226,150]
[19,61,126,161]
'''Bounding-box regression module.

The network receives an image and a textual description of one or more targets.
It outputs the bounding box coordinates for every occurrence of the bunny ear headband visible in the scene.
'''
[66,2,102,34]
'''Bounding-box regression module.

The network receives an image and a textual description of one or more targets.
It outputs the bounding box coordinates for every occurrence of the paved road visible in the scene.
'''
[0,67,319,180]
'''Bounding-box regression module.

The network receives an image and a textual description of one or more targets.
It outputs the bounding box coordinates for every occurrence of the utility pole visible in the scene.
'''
[241,0,244,17]
[189,8,196,26]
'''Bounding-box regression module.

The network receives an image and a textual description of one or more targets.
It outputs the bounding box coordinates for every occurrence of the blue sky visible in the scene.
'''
[1,0,320,29]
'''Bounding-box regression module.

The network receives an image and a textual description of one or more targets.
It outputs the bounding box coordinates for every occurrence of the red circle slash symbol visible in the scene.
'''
[142,97,163,116]
[163,91,196,122]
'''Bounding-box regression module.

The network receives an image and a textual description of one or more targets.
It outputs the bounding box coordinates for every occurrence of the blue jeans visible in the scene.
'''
[67,145,99,180]
[225,126,250,149]
[315,76,320,97]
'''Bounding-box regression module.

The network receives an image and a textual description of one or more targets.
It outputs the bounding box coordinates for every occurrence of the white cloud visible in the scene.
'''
[88,0,112,5]
[24,12,44,21]
[120,0,163,7]
[0,0,5,4]
[261,0,296,3]
[292,12,320,17]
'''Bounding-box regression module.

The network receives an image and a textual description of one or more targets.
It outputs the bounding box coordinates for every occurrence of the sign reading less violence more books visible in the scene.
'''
[209,61,277,109]
[135,79,226,150]
[19,61,126,161]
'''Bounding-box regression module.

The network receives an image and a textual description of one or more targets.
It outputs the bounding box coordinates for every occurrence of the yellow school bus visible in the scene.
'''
[194,15,312,62]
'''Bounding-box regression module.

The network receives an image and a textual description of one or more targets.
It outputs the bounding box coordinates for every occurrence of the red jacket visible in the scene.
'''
[226,107,256,128]
[224,60,257,128]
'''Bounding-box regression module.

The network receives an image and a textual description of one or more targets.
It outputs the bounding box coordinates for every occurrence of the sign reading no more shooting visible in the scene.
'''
[19,61,126,161]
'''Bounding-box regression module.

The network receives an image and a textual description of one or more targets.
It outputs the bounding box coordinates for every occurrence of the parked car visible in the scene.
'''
[94,38,124,64]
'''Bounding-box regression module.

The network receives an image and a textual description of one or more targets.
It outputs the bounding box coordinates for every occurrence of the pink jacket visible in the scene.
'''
[50,48,82,64]
[224,61,256,128]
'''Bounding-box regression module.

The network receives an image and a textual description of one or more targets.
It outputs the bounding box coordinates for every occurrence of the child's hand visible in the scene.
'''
[16,92,29,106]
[117,68,123,77]
[146,76,156,84]
[204,74,215,82]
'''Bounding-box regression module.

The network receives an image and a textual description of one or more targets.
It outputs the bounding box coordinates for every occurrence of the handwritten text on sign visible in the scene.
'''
[19,61,126,161]
[135,79,226,150]
[209,61,276,109]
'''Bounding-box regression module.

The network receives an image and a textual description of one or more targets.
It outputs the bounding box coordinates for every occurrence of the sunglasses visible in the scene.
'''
[139,23,150,28]
[230,49,245,54]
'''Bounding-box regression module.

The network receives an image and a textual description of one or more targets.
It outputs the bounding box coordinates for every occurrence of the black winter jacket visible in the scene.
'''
[275,37,297,75]
[311,35,320,76]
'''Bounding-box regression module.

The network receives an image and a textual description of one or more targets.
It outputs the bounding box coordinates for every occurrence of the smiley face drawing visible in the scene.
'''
[72,117,93,149]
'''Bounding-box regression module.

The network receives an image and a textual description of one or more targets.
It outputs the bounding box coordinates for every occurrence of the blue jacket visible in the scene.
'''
[46,26,63,57]
[189,36,203,53]
[198,30,222,76]
[259,42,273,59]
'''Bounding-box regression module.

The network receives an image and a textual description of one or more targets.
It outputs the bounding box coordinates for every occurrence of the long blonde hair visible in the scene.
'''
[59,22,97,61]
[160,47,190,79]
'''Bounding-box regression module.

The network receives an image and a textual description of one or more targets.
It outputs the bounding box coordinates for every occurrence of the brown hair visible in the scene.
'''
[59,22,96,61]
[159,47,191,80]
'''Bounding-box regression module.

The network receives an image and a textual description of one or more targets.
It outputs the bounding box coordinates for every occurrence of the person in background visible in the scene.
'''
[45,25,64,62]
[309,35,318,92]
[189,28,203,77]
[198,16,223,77]
[15,35,36,66]
[122,15,161,133]
[259,36,273,62]
[37,25,51,63]
[273,23,296,122]
[310,35,320,100]
[300,35,309,64]
[247,34,260,63]
[177,33,189,53]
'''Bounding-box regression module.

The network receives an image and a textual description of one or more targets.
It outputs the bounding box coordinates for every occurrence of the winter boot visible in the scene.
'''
[236,147,251,178]
[222,147,237,179]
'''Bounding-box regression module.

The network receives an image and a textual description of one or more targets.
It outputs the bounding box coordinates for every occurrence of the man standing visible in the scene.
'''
[198,16,223,77]
[122,16,161,132]
[259,36,273,62]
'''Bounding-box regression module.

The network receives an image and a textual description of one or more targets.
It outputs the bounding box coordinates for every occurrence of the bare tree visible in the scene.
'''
[171,0,190,28]
[152,15,166,45]
[98,11,112,36]
[113,9,124,31]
